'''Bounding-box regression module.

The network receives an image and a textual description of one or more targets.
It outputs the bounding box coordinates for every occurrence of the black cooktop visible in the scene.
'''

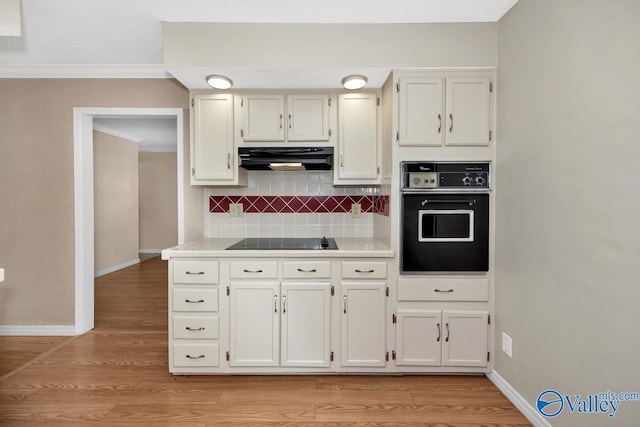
[226,237,338,250]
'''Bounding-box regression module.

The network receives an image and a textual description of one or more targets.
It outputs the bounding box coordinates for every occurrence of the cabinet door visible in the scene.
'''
[444,77,491,146]
[336,93,379,183]
[397,77,444,147]
[395,309,441,366]
[192,94,234,181]
[340,282,386,367]
[229,282,280,366]
[287,94,330,141]
[441,310,488,367]
[281,282,331,367]
[241,94,285,141]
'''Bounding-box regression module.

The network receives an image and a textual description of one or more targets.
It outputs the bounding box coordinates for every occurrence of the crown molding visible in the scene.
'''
[0,64,171,78]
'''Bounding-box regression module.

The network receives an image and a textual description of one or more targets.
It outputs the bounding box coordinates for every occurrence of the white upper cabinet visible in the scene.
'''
[191,93,246,186]
[287,94,330,141]
[396,74,493,147]
[397,77,444,147]
[444,77,492,146]
[335,93,380,185]
[241,94,286,141]
[239,93,333,143]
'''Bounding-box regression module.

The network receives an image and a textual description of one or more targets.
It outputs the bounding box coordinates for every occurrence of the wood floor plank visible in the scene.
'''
[315,403,531,424]
[102,403,316,423]
[218,388,415,406]
[0,403,114,422]
[136,375,318,391]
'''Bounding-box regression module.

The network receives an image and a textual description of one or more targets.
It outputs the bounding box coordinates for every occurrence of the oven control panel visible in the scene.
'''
[403,162,491,190]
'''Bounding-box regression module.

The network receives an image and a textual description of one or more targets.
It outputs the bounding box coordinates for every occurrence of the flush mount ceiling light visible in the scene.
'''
[341,74,368,90]
[206,75,233,90]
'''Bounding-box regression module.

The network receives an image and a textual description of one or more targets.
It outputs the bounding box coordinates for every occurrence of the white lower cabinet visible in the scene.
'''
[229,281,331,368]
[340,282,386,367]
[395,309,489,367]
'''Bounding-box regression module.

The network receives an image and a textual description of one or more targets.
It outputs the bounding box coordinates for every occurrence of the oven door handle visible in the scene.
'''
[420,199,476,206]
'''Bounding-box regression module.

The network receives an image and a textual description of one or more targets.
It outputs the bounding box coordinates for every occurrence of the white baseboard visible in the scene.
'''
[94,258,140,278]
[487,370,552,427]
[139,249,162,254]
[0,325,76,336]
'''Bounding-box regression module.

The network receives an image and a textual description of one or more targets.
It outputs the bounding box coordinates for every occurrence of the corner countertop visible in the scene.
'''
[161,237,394,259]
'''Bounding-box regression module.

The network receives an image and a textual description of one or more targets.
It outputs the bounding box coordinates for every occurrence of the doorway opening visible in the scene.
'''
[73,108,184,335]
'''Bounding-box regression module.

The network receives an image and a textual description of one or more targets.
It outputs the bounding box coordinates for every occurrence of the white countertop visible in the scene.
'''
[161,237,394,259]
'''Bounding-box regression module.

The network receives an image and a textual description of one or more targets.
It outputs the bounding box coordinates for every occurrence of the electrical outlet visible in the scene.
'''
[351,203,362,218]
[229,203,243,217]
[502,332,513,358]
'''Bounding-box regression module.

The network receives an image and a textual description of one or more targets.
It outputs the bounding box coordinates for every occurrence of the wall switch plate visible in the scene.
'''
[351,203,362,218]
[0,268,4,282]
[502,332,513,358]
[229,203,243,217]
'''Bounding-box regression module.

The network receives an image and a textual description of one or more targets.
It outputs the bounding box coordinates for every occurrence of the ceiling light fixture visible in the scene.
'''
[206,75,233,90]
[341,74,368,90]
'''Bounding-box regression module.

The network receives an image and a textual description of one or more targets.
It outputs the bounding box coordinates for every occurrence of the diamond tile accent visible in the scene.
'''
[209,194,389,216]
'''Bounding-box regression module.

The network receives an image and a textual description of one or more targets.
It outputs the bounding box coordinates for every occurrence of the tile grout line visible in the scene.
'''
[0,334,82,382]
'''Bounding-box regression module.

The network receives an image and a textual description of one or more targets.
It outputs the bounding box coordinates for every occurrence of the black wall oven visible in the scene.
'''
[401,162,490,273]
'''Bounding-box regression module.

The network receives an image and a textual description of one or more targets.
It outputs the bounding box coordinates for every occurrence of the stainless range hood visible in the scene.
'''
[238,147,334,171]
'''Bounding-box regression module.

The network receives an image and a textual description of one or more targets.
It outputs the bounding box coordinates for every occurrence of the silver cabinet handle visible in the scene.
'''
[289,114,292,129]
[282,295,286,314]
[445,323,450,342]
[186,326,205,331]
[227,152,231,169]
[185,271,205,275]
[436,322,441,342]
[186,354,205,359]
[343,295,347,314]
[437,113,442,133]
[434,289,454,293]
[449,113,453,133]
[355,269,374,273]
[297,268,317,273]
[185,299,204,303]
[340,153,344,168]
[243,269,263,273]
[274,294,278,313]
[279,114,283,129]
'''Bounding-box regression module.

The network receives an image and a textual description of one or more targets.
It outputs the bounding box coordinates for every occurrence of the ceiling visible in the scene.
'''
[0,0,518,149]
[93,117,178,152]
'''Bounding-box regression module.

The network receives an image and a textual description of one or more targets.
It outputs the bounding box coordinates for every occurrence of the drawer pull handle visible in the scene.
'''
[186,327,205,331]
[355,269,375,273]
[297,268,317,273]
[274,294,278,313]
[243,269,263,273]
[186,354,205,360]
[185,271,205,275]
[282,295,287,314]
[434,289,454,293]
[185,299,205,304]
[436,322,441,342]
[343,295,347,314]
[445,323,450,342]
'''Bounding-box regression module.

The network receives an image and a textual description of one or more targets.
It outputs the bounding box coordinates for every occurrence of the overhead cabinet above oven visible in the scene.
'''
[236,93,335,143]
[395,72,493,147]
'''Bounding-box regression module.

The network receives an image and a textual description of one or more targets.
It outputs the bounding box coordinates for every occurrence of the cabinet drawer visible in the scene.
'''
[172,288,219,312]
[397,277,489,302]
[230,261,278,279]
[283,261,331,279]
[342,262,387,279]
[172,260,219,284]
[173,315,219,339]
[173,343,219,367]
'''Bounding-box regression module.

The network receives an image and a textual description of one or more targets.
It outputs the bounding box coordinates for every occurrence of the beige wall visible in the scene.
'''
[139,151,178,251]
[496,1,640,425]
[0,79,195,326]
[93,130,139,273]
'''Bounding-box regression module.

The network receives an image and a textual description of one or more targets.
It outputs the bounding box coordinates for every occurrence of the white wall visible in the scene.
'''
[496,1,640,425]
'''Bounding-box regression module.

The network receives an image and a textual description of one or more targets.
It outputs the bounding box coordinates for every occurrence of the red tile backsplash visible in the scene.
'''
[210,195,389,216]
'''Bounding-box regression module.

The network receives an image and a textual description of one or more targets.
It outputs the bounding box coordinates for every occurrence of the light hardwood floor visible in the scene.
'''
[0,256,532,426]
